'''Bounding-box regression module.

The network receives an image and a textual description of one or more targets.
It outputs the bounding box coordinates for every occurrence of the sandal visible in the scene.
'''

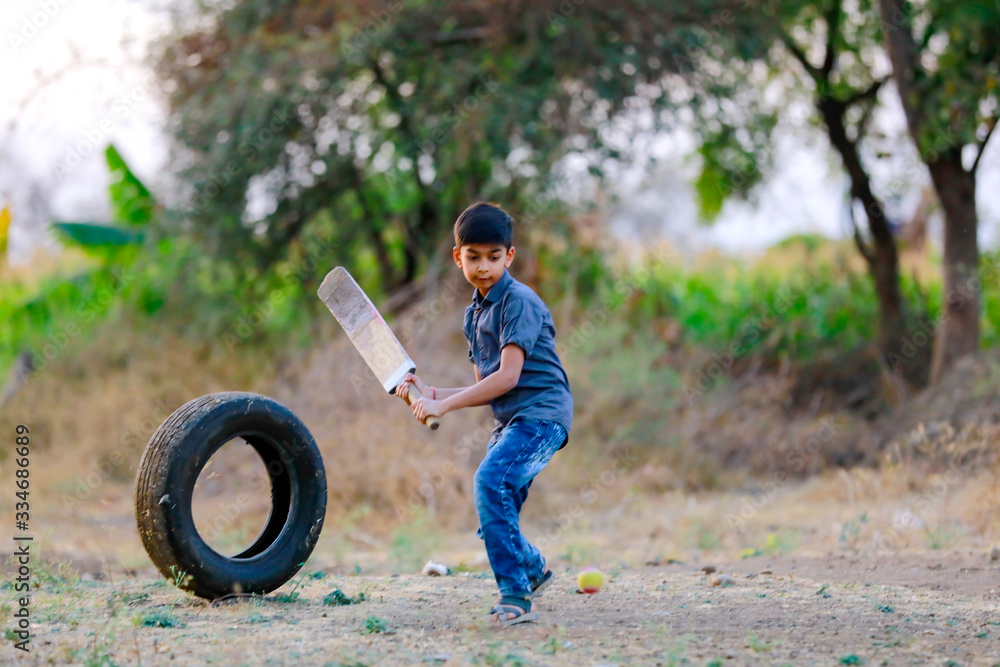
[488,595,538,626]
[530,569,555,598]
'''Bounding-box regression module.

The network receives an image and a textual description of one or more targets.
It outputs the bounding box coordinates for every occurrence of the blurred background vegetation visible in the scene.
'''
[2,0,999,552]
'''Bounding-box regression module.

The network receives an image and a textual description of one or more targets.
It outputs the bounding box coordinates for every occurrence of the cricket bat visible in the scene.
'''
[318,266,440,430]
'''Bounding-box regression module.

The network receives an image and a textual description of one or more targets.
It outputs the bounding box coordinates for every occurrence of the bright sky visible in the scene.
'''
[0,0,169,261]
[1,0,998,265]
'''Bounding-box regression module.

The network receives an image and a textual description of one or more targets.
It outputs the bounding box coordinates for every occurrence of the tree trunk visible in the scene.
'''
[878,0,982,382]
[926,156,979,382]
[817,97,908,367]
[870,232,907,353]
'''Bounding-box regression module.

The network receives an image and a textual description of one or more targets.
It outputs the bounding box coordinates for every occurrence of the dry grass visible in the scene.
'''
[0,245,97,286]
[4,267,1000,569]
[6,244,1000,667]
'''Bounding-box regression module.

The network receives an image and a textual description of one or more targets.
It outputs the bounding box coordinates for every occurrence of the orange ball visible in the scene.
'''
[577,567,604,594]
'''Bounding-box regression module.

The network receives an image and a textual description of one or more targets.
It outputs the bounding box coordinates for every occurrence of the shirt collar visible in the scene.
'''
[472,269,513,307]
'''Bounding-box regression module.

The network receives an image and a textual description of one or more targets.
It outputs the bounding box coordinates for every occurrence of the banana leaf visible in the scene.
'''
[51,221,145,250]
[106,144,154,226]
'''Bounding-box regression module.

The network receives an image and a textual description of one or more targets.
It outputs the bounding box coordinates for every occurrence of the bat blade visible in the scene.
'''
[318,267,414,394]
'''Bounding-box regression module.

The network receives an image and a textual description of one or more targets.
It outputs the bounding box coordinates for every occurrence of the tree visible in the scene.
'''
[154,0,757,299]
[594,0,928,379]
[628,0,998,384]
[877,0,999,381]
[160,0,993,388]
[154,2,621,294]
[777,1,908,368]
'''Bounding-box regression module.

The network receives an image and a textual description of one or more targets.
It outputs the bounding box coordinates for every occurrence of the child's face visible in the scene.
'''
[454,243,515,295]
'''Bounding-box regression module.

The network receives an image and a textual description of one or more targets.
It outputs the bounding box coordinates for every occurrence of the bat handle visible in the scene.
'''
[404,383,441,431]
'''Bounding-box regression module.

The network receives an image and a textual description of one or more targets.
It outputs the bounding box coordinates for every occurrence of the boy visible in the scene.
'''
[395,201,573,625]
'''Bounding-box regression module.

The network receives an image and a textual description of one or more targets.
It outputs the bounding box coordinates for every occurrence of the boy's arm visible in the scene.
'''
[438,344,524,414]
[431,366,482,400]
[399,346,523,421]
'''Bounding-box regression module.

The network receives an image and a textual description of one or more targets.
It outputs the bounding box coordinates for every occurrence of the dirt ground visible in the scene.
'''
[4,547,999,666]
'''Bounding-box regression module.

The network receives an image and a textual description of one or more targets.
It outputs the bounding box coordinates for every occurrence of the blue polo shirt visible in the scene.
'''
[463,269,573,445]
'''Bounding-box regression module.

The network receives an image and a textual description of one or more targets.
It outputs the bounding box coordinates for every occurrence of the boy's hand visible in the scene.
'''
[394,372,428,402]
[411,397,445,422]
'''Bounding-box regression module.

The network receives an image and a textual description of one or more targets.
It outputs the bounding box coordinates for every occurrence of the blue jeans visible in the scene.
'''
[473,417,567,598]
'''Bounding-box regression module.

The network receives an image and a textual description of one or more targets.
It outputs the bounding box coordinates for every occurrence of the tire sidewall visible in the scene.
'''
[143,393,326,597]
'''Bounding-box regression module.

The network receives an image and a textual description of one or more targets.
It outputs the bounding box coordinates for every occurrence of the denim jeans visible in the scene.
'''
[473,417,567,597]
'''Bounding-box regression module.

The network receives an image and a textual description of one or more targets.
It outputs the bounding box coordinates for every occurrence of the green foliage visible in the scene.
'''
[50,145,152,259]
[323,589,367,607]
[897,0,1000,154]
[362,615,386,634]
[595,249,1000,362]
[106,145,155,227]
[272,568,310,603]
[168,565,193,590]
[773,233,827,253]
[51,223,145,250]
[0,143,157,378]
[0,263,134,376]
[134,610,185,628]
[622,257,883,359]
[0,136,314,378]
[695,123,769,221]
[551,243,1000,486]
[154,0,750,292]
[969,250,1000,348]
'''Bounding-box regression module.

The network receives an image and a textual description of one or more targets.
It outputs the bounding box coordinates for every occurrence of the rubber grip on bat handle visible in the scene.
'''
[405,383,440,430]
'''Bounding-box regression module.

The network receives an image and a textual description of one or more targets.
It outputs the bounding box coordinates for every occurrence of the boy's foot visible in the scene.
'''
[530,570,555,598]
[488,595,538,626]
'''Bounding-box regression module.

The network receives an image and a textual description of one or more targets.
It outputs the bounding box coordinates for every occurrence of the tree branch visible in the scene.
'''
[853,97,877,144]
[842,77,886,108]
[847,199,875,267]
[972,117,997,175]
[822,0,843,77]
[778,29,822,84]
[878,0,925,138]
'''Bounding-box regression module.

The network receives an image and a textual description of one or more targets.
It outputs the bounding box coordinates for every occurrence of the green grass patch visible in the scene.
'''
[323,589,368,606]
[134,610,185,628]
[362,615,387,634]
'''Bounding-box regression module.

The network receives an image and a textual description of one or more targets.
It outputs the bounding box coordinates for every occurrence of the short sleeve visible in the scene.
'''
[499,291,543,358]
[463,306,475,363]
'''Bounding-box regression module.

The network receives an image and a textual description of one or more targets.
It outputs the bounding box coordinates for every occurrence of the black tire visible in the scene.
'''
[134,392,326,599]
